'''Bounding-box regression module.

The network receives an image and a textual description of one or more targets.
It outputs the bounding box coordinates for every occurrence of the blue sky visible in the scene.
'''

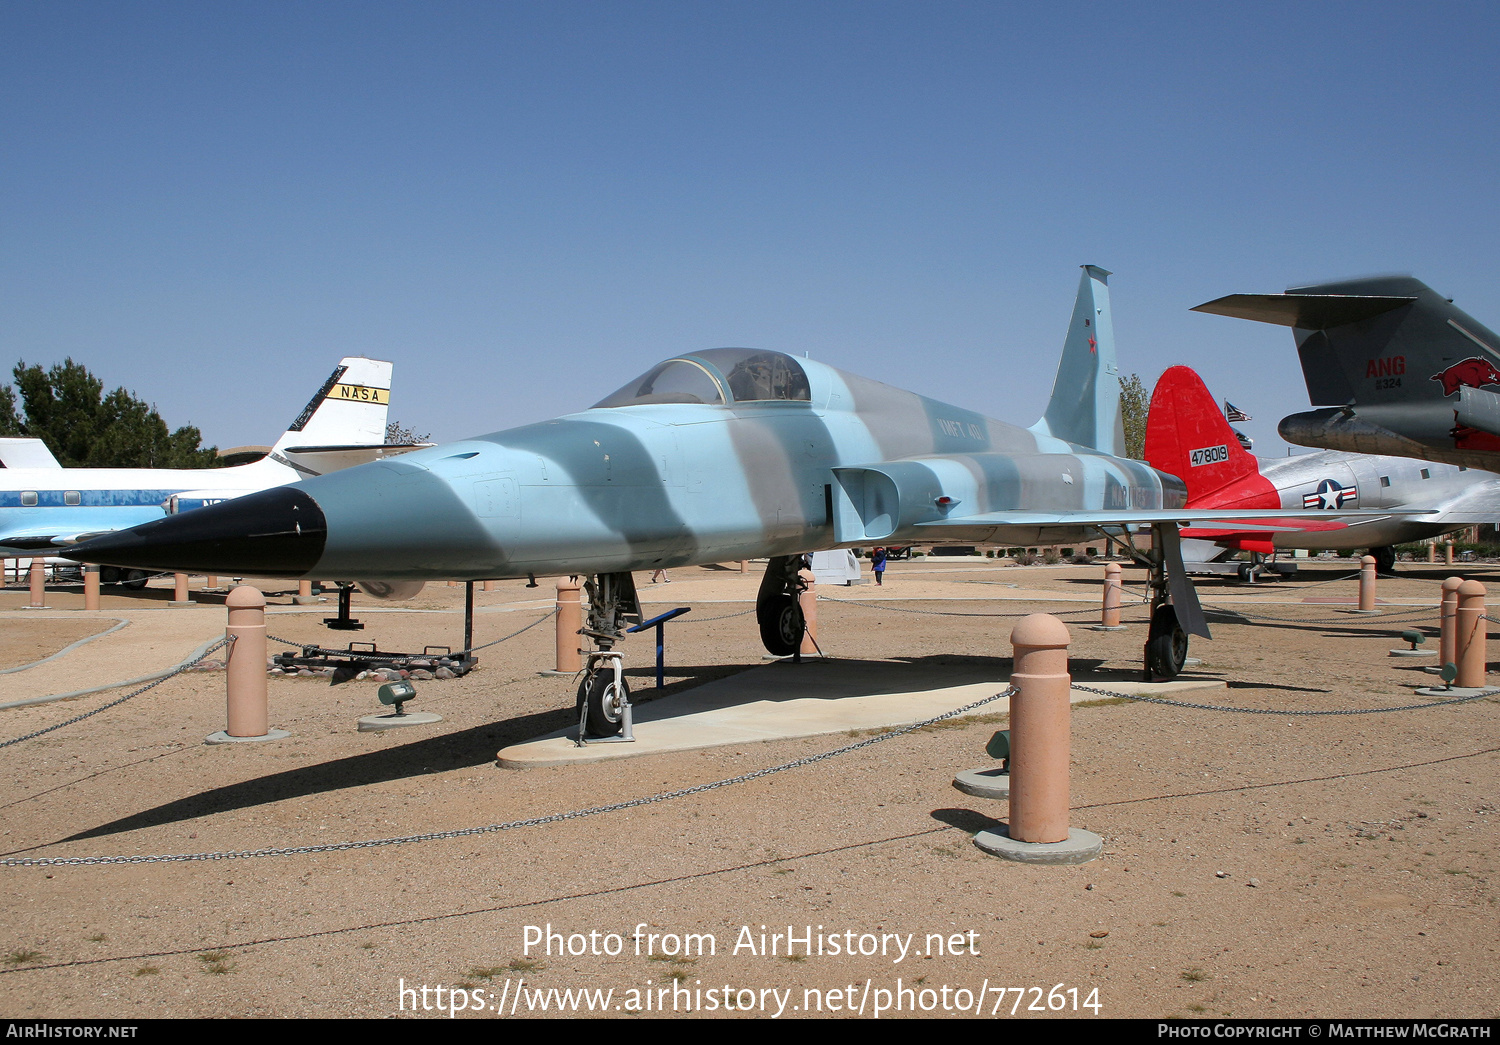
[3,1,1498,455]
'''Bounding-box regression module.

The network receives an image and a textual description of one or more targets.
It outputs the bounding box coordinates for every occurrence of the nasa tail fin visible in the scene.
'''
[1029,265,1124,456]
[270,357,392,454]
[1192,276,1500,410]
[1144,366,1267,507]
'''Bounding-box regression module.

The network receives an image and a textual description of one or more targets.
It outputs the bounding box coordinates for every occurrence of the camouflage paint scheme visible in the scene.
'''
[67,266,1399,632]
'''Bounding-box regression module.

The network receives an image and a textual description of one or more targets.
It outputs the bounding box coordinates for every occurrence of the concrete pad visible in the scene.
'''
[205,728,291,745]
[974,824,1104,865]
[497,659,1226,767]
[357,710,445,732]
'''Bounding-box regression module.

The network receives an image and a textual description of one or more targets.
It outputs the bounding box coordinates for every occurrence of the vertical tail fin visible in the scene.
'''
[1192,276,1500,409]
[269,357,393,455]
[1144,366,1273,508]
[1029,265,1124,456]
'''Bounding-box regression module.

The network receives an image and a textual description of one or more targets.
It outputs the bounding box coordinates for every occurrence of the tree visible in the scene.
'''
[3,359,220,468]
[385,420,431,445]
[1120,372,1149,460]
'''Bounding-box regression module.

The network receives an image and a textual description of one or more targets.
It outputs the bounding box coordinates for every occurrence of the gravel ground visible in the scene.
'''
[0,559,1495,1020]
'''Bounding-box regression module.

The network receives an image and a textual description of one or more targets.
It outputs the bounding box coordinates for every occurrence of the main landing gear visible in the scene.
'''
[575,572,643,741]
[1142,529,1189,680]
[757,554,808,657]
[1101,525,1190,680]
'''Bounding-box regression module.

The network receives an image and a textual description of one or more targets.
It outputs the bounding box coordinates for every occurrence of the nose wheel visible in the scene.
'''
[577,662,631,739]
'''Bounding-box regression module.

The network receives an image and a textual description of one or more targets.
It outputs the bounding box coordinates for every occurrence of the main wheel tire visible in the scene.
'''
[1370,546,1397,575]
[757,593,804,657]
[1145,604,1189,679]
[121,570,149,591]
[580,670,629,738]
[1237,562,1254,582]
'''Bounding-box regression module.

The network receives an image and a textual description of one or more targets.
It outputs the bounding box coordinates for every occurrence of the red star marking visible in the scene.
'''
[1088,335,1097,354]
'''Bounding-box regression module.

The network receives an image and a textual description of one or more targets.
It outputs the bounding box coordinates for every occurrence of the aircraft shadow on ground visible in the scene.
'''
[62,654,1027,842]
[56,650,1327,845]
[60,708,579,843]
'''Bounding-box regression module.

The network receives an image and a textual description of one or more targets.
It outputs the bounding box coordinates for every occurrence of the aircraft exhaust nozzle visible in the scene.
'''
[62,487,329,577]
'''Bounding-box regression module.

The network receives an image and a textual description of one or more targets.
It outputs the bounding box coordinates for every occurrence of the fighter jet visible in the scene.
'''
[66,267,1406,732]
[2,357,403,583]
[1145,365,1498,577]
[1193,276,1500,471]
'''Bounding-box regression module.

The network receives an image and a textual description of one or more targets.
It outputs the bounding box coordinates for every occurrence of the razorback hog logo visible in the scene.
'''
[1432,356,1500,396]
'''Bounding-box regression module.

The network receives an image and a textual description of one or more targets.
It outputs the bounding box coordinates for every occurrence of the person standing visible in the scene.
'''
[871,546,887,586]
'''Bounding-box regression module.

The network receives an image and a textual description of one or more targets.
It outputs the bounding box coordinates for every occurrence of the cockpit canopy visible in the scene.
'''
[594,348,811,408]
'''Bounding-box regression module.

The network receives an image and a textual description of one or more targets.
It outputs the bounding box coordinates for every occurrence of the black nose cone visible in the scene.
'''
[64,486,328,577]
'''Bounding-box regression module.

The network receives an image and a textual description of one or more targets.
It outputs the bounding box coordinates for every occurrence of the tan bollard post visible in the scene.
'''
[554,575,583,674]
[1096,561,1123,629]
[1007,614,1073,844]
[1354,555,1378,613]
[1456,580,1488,689]
[798,568,818,655]
[1445,540,1455,566]
[224,586,269,738]
[84,564,100,610]
[739,560,748,573]
[1440,576,1463,669]
[972,614,1101,864]
[1427,541,1437,564]
[170,572,193,606]
[205,575,218,590]
[482,580,495,592]
[28,559,46,609]
[298,580,312,597]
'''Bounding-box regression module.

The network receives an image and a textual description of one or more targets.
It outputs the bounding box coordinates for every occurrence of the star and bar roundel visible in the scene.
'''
[1302,478,1357,509]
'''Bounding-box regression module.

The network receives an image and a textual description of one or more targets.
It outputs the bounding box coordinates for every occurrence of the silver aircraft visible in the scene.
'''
[66,267,1399,733]
[1193,276,1500,471]
[1146,365,1498,577]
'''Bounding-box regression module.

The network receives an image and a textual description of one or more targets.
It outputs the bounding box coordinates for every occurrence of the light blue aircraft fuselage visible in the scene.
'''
[70,266,1400,694]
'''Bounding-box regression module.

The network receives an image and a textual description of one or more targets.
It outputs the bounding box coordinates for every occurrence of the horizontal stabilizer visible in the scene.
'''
[0,438,62,470]
[1192,293,1414,329]
[283,443,430,455]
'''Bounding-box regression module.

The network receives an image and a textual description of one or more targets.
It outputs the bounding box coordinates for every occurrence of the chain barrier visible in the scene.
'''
[675,607,758,623]
[0,636,232,751]
[265,608,557,661]
[817,595,1109,619]
[1213,607,1441,626]
[1072,681,1499,716]
[2,686,1017,867]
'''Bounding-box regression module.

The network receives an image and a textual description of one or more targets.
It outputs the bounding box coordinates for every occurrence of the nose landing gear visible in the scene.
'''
[575,572,643,742]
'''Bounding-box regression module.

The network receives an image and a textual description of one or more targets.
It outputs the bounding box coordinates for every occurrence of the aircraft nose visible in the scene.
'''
[63,486,328,577]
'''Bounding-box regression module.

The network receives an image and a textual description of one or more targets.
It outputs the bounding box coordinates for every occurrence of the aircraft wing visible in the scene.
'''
[1421,482,1500,524]
[910,508,1430,531]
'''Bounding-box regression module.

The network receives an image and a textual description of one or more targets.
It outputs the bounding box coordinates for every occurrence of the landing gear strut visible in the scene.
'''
[575,572,643,741]
[1141,526,1189,679]
[757,555,808,656]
